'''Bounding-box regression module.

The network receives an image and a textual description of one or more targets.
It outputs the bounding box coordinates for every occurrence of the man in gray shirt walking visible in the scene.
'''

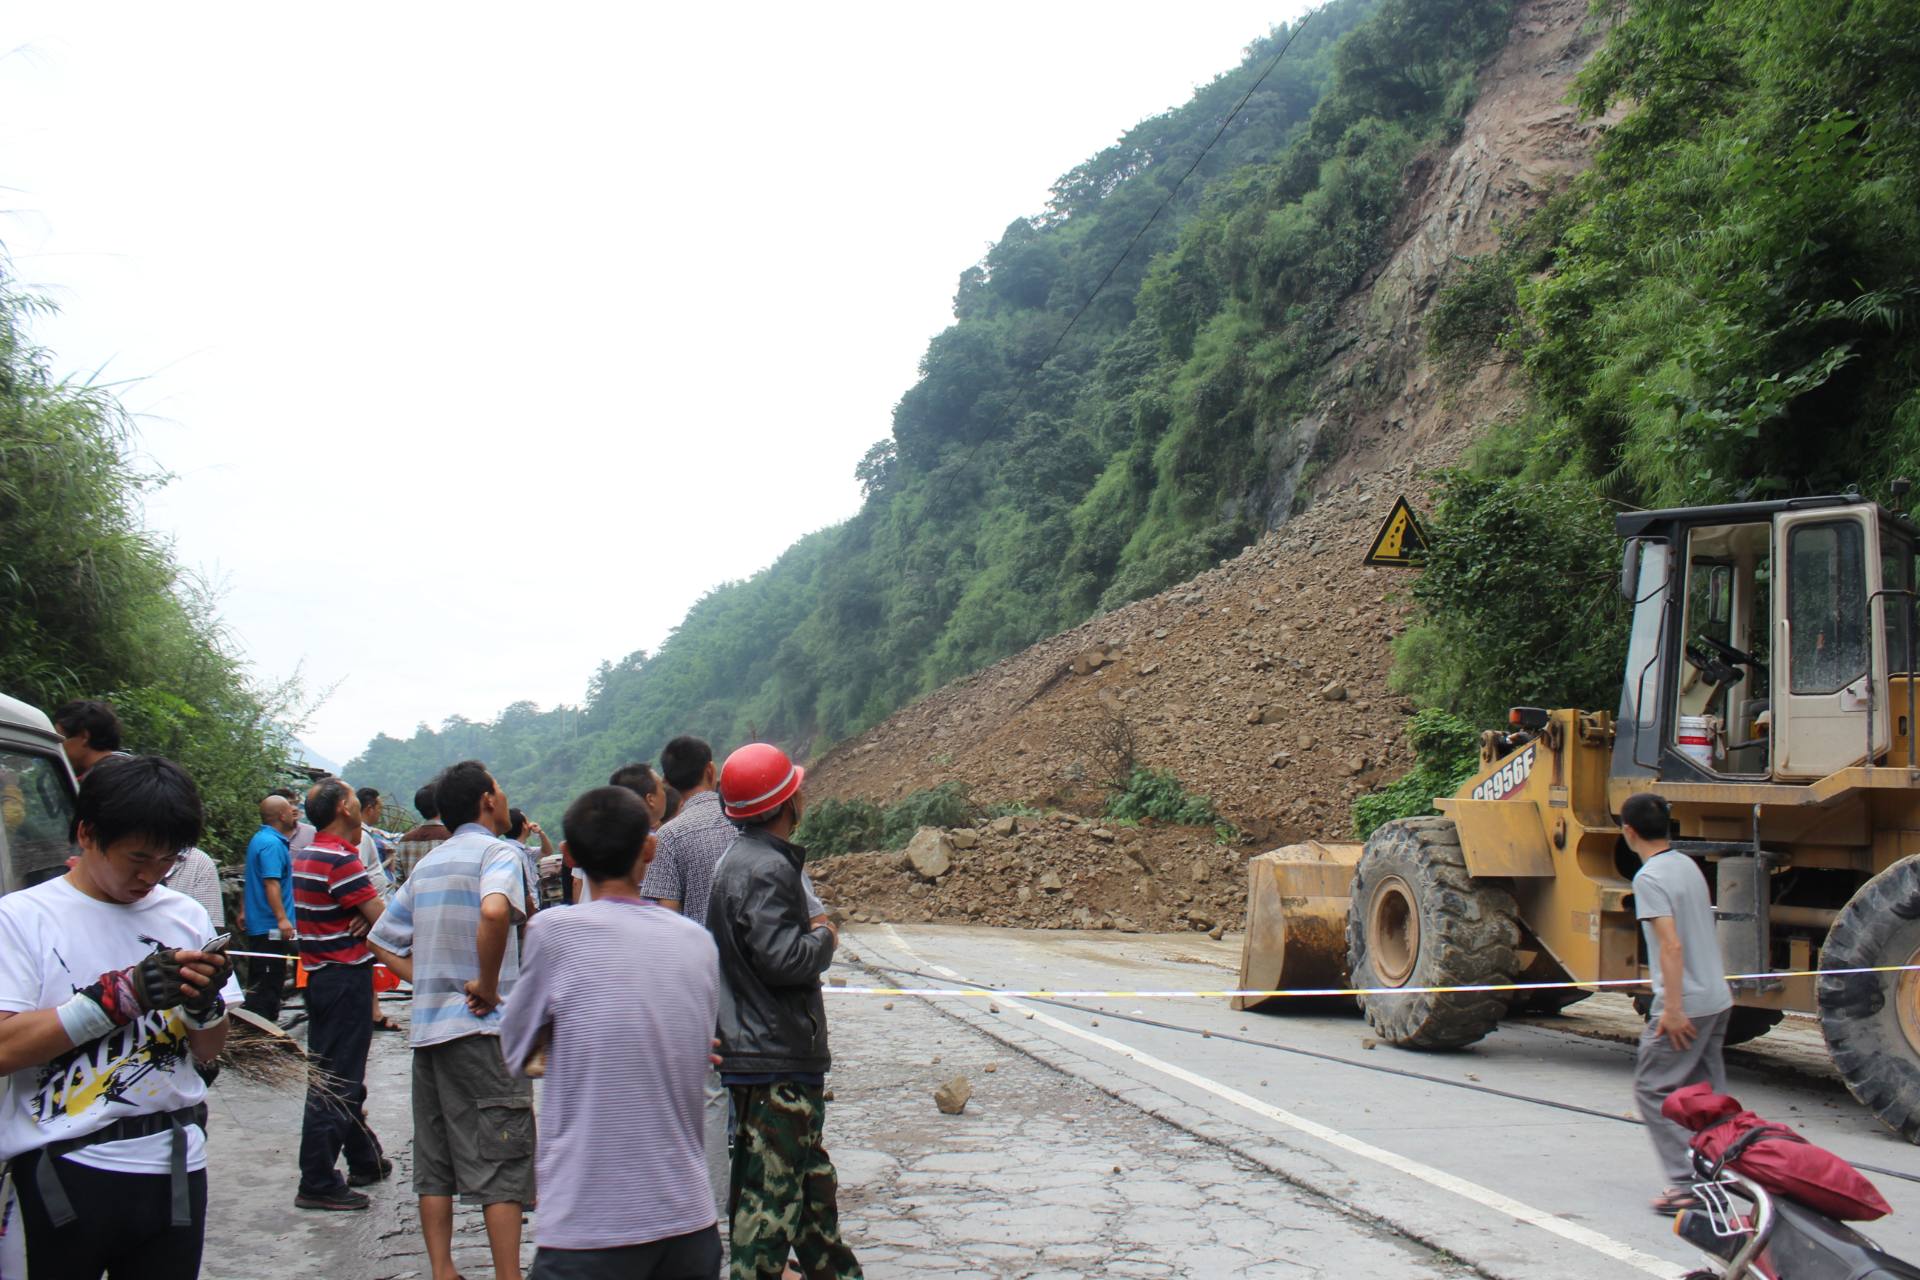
[1623,792,1733,1213]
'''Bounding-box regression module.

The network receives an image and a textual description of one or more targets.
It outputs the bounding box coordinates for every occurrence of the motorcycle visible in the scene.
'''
[1674,1153,1920,1280]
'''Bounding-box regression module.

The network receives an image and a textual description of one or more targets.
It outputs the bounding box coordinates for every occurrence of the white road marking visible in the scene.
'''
[878,925,1687,1280]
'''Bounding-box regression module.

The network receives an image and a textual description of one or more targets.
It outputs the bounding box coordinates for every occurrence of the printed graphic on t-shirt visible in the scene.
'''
[34,1007,194,1128]
[31,948,196,1134]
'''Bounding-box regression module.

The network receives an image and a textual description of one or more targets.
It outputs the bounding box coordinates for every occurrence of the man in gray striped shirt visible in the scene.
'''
[502,786,721,1280]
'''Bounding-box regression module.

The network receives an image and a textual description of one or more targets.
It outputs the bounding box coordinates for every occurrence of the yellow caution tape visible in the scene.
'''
[826,964,1920,1001]
[225,951,1920,1001]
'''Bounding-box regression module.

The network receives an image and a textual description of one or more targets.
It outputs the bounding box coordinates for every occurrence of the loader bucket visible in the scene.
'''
[1234,840,1363,1011]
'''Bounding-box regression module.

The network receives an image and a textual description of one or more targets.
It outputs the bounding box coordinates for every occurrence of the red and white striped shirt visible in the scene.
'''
[295,832,378,970]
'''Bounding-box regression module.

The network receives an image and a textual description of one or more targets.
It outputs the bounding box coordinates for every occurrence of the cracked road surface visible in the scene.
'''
[849,925,1920,1280]
[827,974,1471,1278]
[198,925,1920,1278]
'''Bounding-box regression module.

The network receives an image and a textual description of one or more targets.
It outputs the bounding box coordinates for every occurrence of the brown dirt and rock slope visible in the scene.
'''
[807,0,1605,933]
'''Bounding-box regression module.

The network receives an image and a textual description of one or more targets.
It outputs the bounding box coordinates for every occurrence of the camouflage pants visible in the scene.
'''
[727,1082,863,1280]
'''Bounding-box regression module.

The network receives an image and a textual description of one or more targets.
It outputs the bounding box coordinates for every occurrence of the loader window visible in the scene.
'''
[1788,520,1869,695]
[1884,531,1915,676]
[1680,559,1736,719]
[0,748,77,895]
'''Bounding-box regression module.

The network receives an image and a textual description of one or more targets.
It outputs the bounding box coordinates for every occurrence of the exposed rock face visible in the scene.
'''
[1277,0,1613,511]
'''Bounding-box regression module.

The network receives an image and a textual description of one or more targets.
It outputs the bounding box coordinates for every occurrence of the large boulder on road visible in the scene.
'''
[902,828,954,881]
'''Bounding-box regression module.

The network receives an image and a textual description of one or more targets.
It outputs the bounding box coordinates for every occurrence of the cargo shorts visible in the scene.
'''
[411,1033,535,1204]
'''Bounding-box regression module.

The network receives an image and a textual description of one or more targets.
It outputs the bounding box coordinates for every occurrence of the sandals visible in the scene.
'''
[1651,1186,1697,1214]
[372,1015,403,1032]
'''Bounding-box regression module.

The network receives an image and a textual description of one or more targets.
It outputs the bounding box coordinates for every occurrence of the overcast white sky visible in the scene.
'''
[0,2,1309,763]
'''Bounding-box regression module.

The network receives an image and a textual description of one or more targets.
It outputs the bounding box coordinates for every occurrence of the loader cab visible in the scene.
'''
[1614,496,1918,784]
[0,692,79,895]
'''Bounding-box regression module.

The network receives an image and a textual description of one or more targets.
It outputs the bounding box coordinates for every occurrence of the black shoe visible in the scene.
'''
[295,1186,371,1211]
[347,1157,394,1187]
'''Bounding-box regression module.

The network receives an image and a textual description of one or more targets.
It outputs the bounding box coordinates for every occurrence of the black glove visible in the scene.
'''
[127,947,231,1016]
[129,949,187,1011]
[181,948,233,1018]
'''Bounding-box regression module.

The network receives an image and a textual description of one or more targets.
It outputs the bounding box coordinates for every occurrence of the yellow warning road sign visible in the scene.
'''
[1364,496,1430,567]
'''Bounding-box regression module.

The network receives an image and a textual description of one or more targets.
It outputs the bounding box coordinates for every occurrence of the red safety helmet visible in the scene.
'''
[720,743,805,821]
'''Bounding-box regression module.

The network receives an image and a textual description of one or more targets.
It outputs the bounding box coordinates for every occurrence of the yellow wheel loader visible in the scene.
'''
[1239,493,1920,1141]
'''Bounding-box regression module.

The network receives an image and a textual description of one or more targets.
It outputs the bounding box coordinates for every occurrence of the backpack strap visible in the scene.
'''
[31,1102,209,1229]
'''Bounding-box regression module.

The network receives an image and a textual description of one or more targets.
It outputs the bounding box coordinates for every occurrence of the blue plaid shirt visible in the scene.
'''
[368,823,527,1047]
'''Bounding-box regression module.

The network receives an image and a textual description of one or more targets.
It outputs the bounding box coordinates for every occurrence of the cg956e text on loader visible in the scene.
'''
[1239,493,1920,1142]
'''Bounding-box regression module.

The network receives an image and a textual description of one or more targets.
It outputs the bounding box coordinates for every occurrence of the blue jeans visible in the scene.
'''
[297,964,382,1193]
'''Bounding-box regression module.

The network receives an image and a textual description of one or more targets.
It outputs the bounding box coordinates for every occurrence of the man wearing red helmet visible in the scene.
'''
[705,744,862,1280]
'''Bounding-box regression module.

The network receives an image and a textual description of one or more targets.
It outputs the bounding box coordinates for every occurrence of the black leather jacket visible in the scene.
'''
[705,826,835,1075]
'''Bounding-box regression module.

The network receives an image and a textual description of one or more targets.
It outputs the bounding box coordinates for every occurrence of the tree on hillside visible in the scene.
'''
[0,265,298,853]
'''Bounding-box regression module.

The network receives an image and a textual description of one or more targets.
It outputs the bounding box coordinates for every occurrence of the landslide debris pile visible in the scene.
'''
[811,815,1249,935]
[806,464,1458,933]
[809,462,1440,849]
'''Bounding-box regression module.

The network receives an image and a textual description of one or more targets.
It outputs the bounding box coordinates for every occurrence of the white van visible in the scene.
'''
[0,693,80,894]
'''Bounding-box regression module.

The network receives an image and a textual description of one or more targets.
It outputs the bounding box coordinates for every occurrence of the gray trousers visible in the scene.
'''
[1634,1006,1731,1184]
[705,1066,730,1276]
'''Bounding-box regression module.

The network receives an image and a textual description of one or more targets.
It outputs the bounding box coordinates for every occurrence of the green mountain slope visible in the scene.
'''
[348,0,1523,818]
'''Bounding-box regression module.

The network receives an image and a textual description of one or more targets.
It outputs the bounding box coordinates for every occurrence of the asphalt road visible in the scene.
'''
[194,925,1920,1279]
[847,924,1920,1280]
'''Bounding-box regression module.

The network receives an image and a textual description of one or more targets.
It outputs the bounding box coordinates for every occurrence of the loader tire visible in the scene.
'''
[1346,816,1521,1050]
[1819,855,1920,1144]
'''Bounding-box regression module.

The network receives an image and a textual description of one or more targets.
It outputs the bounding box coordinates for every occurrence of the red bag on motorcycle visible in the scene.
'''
[1663,1083,1892,1221]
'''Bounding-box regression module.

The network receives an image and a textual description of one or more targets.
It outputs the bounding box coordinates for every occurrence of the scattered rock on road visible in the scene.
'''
[934,1075,972,1115]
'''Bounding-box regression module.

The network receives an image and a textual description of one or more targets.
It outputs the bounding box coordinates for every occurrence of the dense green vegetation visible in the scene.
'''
[794,783,984,858]
[0,270,298,855]
[1389,0,1920,742]
[1104,767,1228,832]
[352,0,1523,819]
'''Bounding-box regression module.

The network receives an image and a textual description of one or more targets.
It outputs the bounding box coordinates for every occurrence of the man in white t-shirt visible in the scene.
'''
[0,755,241,1279]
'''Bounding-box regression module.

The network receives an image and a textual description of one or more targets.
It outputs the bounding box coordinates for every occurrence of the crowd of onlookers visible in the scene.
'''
[0,696,859,1280]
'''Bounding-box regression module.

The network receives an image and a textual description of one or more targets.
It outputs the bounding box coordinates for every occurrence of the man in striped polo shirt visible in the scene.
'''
[293,778,390,1211]
[369,760,532,1280]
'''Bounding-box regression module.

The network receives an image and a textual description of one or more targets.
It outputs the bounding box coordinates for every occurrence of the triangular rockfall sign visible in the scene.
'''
[1364,496,1430,567]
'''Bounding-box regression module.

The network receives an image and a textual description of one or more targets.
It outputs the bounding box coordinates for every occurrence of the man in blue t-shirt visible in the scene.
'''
[243,794,299,1019]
